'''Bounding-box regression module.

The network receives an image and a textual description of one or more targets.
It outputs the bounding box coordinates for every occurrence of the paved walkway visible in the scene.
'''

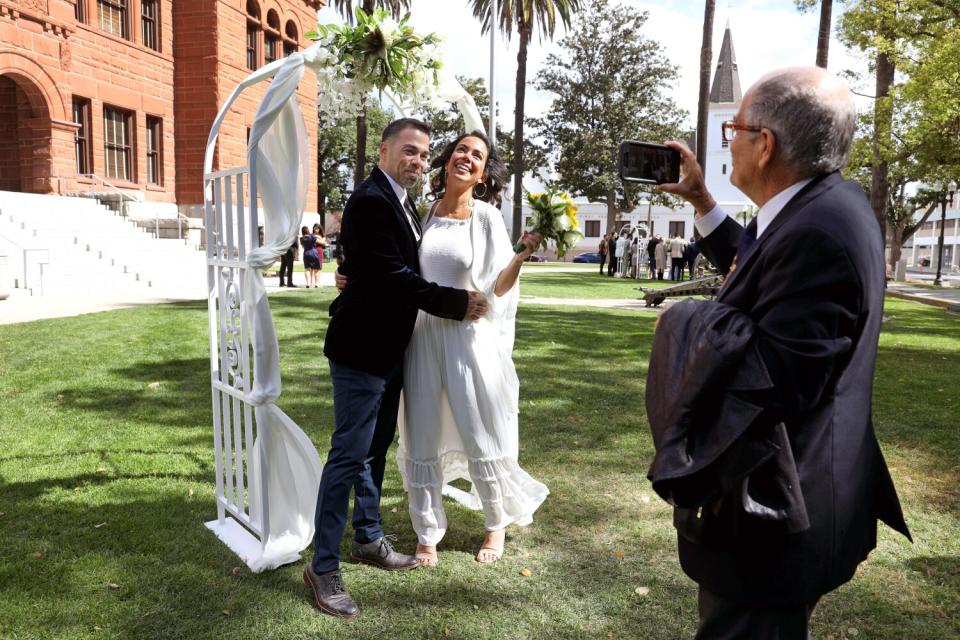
[3,275,956,325]
[886,282,960,312]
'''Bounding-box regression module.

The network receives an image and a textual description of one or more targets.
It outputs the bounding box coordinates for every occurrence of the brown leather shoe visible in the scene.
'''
[350,534,418,571]
[303,566,360,618]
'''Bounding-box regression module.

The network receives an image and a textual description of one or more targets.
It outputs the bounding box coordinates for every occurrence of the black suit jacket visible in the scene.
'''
[323,167,468,376]
[677,172,910,605]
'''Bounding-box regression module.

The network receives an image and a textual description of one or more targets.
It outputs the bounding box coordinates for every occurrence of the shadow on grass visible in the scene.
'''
[0,480,699,640]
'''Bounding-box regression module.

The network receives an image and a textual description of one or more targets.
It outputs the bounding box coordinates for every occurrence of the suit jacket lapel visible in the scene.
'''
[719,172,842,299]
[370,167,419,246]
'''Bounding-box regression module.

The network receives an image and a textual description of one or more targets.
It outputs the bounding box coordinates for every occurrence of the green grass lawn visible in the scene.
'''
[0,270,957,639]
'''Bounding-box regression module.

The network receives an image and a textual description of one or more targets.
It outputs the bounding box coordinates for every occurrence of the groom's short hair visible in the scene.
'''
[381,117,431,143]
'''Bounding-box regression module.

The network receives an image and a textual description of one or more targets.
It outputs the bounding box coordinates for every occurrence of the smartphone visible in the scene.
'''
[618,141,681,185]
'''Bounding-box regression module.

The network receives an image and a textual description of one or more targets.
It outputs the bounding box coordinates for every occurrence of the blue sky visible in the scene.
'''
[316,0,870,132]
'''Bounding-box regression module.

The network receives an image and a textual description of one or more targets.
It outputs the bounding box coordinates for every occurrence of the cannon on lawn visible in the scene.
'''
[637,274,724,307]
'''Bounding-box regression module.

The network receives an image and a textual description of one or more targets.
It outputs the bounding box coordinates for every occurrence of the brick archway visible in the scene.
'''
[0,51,68,193]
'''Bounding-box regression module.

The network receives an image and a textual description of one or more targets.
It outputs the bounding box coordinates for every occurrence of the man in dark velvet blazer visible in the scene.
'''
[304,119,488,618]
[656,67,911,639]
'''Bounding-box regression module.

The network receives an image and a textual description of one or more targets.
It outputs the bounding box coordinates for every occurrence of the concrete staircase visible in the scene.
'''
[0,191,207,299]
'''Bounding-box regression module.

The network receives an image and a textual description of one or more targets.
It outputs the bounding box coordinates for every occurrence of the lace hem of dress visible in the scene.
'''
[397,446,549,525]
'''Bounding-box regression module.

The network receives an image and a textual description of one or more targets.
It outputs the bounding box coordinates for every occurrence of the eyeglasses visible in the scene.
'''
[721,120,764,143]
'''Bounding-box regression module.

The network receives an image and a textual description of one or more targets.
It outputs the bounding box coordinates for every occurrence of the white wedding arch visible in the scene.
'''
[202,39,483,572]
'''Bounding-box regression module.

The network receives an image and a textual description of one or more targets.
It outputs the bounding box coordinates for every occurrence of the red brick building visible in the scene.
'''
[0,0,321,217]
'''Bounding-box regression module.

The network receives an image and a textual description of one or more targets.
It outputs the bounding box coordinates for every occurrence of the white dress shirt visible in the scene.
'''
[694,178,814,241]
[381,168,421,241]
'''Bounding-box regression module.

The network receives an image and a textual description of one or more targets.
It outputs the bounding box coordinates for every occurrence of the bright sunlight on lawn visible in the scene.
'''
[0,269,957,639]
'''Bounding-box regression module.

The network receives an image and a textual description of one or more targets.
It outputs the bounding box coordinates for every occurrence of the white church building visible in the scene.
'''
[527,22,752,256]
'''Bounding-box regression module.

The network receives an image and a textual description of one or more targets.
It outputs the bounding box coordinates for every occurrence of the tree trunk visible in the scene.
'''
[869,51,895,234]
[352,2,375,188]
[354,106,368,189]
[606,190,618,236]
[889,225,903,266]
[511,19,530,243]
[696,0,715,174]
[815,0,832,68]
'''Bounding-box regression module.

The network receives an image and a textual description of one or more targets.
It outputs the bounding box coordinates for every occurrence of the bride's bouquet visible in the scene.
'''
[516,187,583,259]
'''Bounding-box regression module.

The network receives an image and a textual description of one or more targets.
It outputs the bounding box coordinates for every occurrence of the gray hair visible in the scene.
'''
[745,68,856,177]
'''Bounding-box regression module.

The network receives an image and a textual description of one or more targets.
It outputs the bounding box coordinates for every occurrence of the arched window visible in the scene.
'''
[283,20,299,57]
[265,9,281,65]
[246,1,261,71]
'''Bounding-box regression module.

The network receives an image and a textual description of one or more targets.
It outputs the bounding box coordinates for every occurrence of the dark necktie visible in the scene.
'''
[730,218,758,274]
[404,196,422,241]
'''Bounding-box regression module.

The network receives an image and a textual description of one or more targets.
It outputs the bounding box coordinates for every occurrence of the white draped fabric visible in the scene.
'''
[203,44,483,571]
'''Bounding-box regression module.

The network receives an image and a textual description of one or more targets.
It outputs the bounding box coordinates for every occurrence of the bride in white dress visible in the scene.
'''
[397,131,549,565]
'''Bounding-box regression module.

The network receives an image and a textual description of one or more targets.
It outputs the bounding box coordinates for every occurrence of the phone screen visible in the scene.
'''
[619,141,681,185]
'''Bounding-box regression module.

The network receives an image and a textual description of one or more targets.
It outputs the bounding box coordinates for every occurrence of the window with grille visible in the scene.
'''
[283,21,298,56]
[265,34,279,64]
[246,1,261,71]
[75,0,86,22]
[146,116,162,185]
[141,0,158,51]
[103,106,134,182]
[669,221,685,238]
[584,220,600,237]
[265,10,280,63]
[98,0,128,38]
[72,97,92,175]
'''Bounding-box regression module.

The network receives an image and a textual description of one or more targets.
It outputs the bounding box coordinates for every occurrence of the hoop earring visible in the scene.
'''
[473,182,488,199]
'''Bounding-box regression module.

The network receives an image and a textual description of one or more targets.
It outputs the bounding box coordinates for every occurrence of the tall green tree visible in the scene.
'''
[328,0,410,19]
[317,101,392,227]
[418,76,548,187]
[469,0,583,241]
[794,0,834,67]
[328,0,412,189]
[839,0,960,261]
[845,115,940,266]
[533,0,686,231]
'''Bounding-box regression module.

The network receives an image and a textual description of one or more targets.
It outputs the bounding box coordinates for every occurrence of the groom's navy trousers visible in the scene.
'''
[311,360,403,574]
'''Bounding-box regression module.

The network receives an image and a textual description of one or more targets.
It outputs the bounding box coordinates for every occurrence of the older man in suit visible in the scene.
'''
[303,118,488,618]
[653,67,911,639]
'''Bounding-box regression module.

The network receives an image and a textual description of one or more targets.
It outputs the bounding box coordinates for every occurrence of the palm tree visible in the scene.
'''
[816,0,833,68]
[469,0,583,242]
[695,0,715,174]
[329,0,410,22]
[329,0,412,187]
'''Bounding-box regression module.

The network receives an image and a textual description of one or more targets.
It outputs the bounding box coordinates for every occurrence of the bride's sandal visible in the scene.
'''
[475,530,505,564]
[415,544,439,567]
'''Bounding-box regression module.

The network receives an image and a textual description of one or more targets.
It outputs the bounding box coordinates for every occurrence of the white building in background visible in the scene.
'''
[520,21,753,258]
[906,204,960,271]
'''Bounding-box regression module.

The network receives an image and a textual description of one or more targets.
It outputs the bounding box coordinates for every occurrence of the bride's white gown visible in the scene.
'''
[397,202,549,546]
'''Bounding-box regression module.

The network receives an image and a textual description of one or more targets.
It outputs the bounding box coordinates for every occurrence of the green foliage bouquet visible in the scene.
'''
[518,187,583,258]
[306,9,446,118]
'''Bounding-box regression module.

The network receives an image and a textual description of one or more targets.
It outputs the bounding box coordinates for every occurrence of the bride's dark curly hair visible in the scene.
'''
[427,130,508,207]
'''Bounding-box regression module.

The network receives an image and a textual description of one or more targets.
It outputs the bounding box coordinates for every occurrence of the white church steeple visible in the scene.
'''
[704,19,750,209]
